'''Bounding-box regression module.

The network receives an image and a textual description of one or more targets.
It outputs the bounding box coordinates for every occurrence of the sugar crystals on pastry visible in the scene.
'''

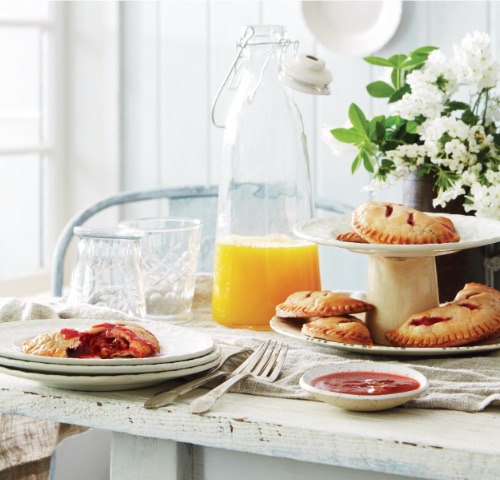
[351,201,460,245]
[22,321,160,359]
[276,290,375,318]
[302,316,373,346]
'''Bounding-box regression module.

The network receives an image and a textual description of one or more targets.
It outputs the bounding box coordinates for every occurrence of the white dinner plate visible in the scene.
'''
[294,213,500,258]
[0,319,215,365]
[0,356,220,391]
[302,0,402,56]
[270,317,500,357]
[0,343,221,375]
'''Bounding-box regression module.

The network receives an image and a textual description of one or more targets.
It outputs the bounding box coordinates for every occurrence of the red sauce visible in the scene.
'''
[90,322,118,329]
[311,371,420,396]
[60,328,80,340]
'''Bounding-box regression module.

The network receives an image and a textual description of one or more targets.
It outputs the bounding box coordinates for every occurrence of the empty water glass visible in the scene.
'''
[119,218,202,320]
[67,226,146,317]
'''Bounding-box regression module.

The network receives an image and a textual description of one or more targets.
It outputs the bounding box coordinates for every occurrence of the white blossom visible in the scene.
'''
[433,183,466,208]
[453,31,500,93]
[323,31,500,218]
[466,183,500,218]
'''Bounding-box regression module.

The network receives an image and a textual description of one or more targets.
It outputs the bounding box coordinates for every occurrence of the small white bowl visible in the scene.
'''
[300,362,428,412]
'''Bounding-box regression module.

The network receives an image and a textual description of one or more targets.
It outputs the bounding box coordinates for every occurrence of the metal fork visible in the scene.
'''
[143,344,252,409]
[189,340,288,414]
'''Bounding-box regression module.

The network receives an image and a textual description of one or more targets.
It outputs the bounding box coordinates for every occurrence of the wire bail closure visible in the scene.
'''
[211,26,333,129]
[211,26,295,129]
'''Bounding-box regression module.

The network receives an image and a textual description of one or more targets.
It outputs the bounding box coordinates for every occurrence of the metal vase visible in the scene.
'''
[402,172,500,302]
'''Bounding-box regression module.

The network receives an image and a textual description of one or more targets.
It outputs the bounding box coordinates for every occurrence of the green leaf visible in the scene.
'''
[461,109,479,126]
[400,56,427,69]
[388,54,407,67]
[406,121,418,134]
[366,81,395,98]
[385,116,403,128]
[363,56,395,67]
[348,103,369,136]
[391,68,399,88]
[436,169,459,189]
[389,84,411,103]
[363,142,379,157]
[367,120,385,142]
[331,128,365,144]
[362,150,375,173]
[375,121,386,140]
[351,153,363,174]
[446,101,469,111]
[416,167,430,177]
[410,46,438,57]
[381,158,394,168]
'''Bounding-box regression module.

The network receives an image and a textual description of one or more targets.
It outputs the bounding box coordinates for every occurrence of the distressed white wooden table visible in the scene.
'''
[1,372,499,480]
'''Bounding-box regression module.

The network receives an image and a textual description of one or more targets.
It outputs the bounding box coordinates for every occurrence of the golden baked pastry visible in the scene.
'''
[336,231,368,243]
[453,282,500,303]
[22,322,160,359]
[351,201,460,245]
[21,330,81,358]
[276,290,375,318]
[385,283,500,348]
[302,316,373,345]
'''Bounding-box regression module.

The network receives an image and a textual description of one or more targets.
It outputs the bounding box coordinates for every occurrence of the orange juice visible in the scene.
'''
[212,235,321,330]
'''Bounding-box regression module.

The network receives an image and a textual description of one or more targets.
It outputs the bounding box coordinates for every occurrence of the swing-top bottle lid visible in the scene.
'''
[279,53,333,95]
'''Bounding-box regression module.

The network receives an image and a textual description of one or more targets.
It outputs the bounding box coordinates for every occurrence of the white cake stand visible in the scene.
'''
[294,213,500,345]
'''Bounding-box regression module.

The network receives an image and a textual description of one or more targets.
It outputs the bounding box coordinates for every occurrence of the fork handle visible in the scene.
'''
[189,372,250,414]
[144,371,227,409]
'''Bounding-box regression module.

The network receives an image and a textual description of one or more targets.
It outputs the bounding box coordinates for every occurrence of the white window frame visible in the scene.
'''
[0,6,58,297]
[0,2,120,298]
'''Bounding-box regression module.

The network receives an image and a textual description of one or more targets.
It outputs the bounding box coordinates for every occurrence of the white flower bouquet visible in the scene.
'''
[325,31,500,219]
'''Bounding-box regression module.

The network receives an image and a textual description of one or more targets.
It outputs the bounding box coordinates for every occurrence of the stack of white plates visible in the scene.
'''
[0,319,220,391]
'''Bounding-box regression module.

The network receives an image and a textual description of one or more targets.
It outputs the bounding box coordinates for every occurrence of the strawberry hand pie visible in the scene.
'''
[22,322,160,359]
[351,201,460,245]
[385,283,500,348]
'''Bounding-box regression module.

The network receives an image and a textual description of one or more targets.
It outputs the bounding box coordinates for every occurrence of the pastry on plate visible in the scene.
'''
[302,316,373,346]
[276,290,375,318]
[453,282,500,303]
[336,231,368,243]
[385,283,500,348]
[22,321,160,359]
[351,201,460,245]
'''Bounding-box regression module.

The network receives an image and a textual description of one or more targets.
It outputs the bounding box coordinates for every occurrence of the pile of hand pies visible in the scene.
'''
[275,282,500,348]
[274,202,500,348]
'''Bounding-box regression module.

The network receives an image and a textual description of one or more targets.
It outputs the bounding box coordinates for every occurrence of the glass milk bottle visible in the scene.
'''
[211,25,332,330]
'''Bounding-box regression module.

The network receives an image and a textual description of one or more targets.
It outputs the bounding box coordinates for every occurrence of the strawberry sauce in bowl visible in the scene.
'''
[300,362,428,411]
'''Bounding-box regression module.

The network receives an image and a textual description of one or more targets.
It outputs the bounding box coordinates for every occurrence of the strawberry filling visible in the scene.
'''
[61,323,155,359]
[459,303,480,310]
[409,316,451,327]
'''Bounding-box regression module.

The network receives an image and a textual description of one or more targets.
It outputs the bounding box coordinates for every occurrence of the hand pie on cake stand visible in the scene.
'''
[294,213,500,346]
